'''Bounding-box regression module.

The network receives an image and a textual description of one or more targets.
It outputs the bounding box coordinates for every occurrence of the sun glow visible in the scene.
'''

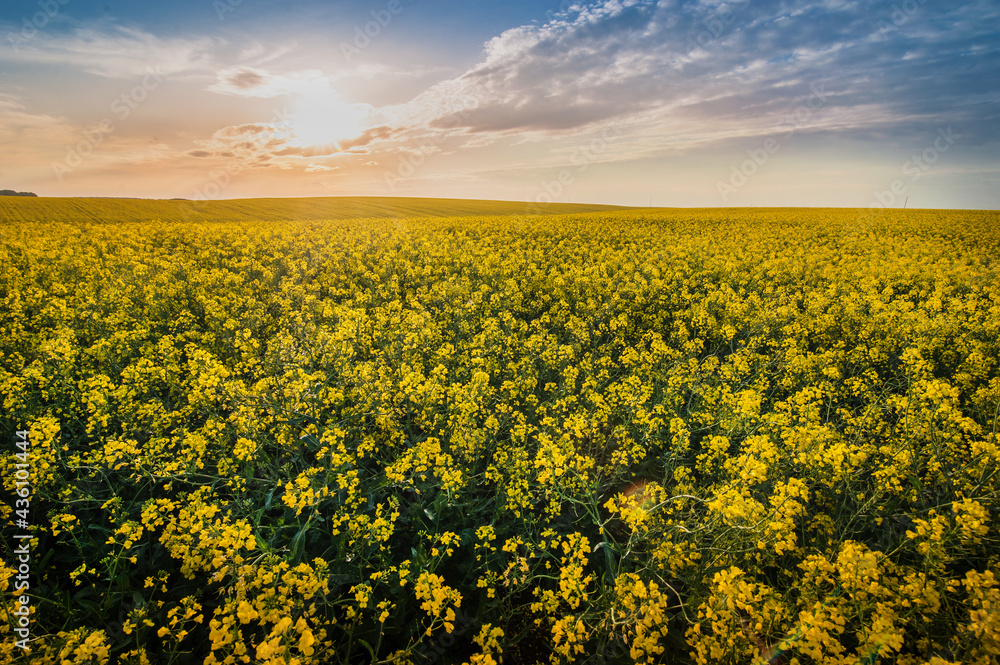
[289,90,366,149]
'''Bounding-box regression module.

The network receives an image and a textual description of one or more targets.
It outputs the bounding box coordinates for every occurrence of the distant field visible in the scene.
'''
[1,204,999,664]
[0,195,629,224]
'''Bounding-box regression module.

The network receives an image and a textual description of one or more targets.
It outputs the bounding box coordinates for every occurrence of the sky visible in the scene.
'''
[1,0,998,208]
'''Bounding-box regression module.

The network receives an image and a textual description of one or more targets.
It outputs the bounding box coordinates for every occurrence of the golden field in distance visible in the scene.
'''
[0,200,998,664]
[0,196,629,225]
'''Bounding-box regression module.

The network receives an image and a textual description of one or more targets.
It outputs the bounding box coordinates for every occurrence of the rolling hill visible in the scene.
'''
[0,196,630,224]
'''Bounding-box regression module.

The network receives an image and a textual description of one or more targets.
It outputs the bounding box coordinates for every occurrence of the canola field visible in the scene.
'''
[1,200,999,664]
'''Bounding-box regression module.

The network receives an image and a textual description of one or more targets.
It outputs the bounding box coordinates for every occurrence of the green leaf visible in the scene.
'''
[290,521,311,563]
[357,638,375,659]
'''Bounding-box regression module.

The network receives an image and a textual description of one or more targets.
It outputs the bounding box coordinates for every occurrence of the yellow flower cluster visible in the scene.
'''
[143,487,256,581]
[414,571,462,635]
[205,557,331,664]
[614,573,673,663]
[687,566,785,664]
[1,206,998,663]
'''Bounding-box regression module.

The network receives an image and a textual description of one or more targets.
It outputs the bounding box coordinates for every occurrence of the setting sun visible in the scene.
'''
[288,90,366,150]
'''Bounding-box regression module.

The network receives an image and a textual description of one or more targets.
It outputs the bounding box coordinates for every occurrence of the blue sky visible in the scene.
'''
[1,0,998,207]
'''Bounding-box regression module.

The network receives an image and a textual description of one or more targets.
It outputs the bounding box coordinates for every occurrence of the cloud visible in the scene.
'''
[186,64,389,171]
[0,95,78,169]
[0,23,219,79]
[208,67,340,98]
[186,121,292,167]
[210,66,290,97]
[0,95,71,143]
[182,114,396,173]
[340,125,398,151]
[273,125,398,157]
[384,0,1000,150]
[225,67,268,91]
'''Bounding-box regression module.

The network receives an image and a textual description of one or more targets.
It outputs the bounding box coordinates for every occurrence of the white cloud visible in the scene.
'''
[207,67,331,98]
[373,0,1000,152]
[0,23,219,79]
